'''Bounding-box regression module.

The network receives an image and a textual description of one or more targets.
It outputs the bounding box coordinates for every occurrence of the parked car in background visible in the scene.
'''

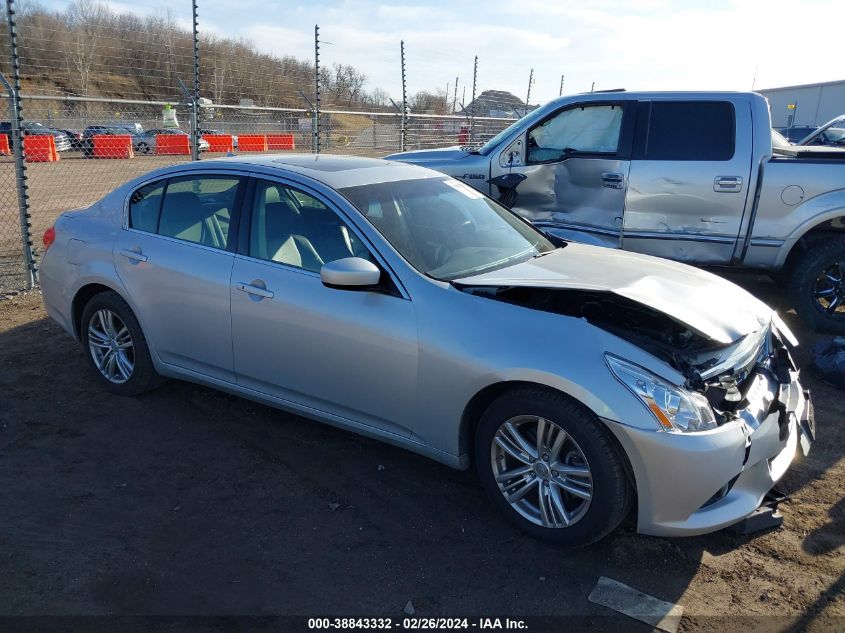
[39,155,814,545]
[140,128,210,153]
[777,126,818,143]
[81,124,146,156]
[81,125,209,155]
[791,115,845,148]
[52,128,85,151]
[389,91,845,334]
[200,128,239,149]
[0,121,72,151]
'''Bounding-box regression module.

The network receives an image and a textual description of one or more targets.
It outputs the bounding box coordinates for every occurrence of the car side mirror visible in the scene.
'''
[320,257,382,289]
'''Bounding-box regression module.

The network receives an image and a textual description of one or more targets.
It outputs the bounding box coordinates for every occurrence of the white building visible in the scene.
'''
[758,79,845,127]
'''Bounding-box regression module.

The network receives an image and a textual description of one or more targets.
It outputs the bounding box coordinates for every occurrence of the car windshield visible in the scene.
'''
[339,177,555,281]
[826,127,845,143]
[477,101,559,155]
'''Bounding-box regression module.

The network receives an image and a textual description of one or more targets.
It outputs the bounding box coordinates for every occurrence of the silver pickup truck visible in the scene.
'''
[387,91,845,333]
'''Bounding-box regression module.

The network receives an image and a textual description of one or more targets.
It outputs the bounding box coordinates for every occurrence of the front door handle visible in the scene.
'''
[601,172,624,189]
[119,248,147,263]
[714,176,743,192]
[235,281,274,299]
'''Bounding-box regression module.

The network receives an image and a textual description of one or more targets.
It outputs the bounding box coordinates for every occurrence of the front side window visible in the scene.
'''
[249,180,372,273]
[339,177,554,281]
[527,104,623,163]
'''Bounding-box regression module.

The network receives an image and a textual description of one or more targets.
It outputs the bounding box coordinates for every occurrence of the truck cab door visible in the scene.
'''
[621,99,753,264]
[489,101,635,249]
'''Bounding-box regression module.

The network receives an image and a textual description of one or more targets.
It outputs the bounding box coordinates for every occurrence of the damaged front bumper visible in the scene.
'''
[605,336,815,537]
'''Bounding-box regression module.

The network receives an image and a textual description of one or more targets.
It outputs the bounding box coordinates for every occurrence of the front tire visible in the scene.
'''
[80,291,162,396]
[475,387,632,546]
[788,237,845,334]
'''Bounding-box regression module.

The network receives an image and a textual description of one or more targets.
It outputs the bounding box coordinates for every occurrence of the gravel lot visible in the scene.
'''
[0,273,843,632]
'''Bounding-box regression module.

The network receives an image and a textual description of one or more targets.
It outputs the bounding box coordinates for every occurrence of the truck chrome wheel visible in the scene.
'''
[491,415,593,528]
[87,308,135,384]
[813,260,845,317]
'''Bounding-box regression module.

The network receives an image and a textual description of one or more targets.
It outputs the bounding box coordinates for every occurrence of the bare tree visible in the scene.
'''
[63,0,110,96]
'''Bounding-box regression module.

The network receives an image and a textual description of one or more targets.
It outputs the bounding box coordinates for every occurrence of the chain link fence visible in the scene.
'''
[0,0,534,296]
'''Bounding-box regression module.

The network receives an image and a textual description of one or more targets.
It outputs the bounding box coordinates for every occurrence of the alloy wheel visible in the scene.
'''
[812,259,845,318]
[87,308,135,384]
[490,415,593,528]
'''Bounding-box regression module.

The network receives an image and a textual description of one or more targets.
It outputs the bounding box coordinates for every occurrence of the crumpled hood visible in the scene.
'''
[384,146,470,163]
[456,243,772,345]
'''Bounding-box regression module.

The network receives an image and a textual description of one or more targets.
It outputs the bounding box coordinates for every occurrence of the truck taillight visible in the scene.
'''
[43,226,55,250]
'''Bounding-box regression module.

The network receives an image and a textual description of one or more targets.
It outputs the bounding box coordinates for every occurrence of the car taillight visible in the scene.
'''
[43,226,55,251]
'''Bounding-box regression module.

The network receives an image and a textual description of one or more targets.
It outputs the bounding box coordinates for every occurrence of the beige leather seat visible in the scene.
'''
[264,201,324,272]
[158,191,226,248]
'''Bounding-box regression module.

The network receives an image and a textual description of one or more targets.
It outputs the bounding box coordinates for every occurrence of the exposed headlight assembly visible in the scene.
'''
[605,354,718,433]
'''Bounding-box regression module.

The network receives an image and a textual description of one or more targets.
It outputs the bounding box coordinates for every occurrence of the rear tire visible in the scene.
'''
[80,291,162,396]
[788,237,845,334]
[474,387,632,546]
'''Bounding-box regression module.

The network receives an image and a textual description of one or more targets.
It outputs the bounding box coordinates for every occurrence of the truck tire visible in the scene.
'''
[788,237,845,334]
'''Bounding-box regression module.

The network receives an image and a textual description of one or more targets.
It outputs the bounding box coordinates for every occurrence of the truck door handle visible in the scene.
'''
[235,281,274,299]
[119,248,147,263]
[601,172,624,189]
[714,176,743,192]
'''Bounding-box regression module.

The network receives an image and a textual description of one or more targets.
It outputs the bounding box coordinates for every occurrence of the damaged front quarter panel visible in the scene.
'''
[455,284,728,378]
[454,283,802,433]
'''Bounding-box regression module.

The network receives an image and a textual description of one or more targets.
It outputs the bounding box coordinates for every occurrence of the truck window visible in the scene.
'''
[526,104,623,163]
[635,101,735,161]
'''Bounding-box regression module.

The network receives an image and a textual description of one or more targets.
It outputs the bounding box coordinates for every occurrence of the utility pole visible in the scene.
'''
[190,0,200,161]
[400,40,407,152]
[590,81,595,93]
[559,74,564,96]
[3,0,35,288]
[469,55,477,142]
[524,68,534,117]
[313,24,321,153]
[452,77,459,113]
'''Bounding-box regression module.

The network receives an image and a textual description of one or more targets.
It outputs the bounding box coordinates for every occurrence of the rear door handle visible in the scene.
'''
[119,248,147,262]
[235,282,274,299]
[601,172,625,189]
[714,176,743,192]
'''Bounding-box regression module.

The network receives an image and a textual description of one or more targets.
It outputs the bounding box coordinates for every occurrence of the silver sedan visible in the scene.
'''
[40,154,815,545]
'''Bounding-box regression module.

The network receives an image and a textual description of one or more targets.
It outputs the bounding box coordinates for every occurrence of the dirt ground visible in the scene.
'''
[0,274,843,632]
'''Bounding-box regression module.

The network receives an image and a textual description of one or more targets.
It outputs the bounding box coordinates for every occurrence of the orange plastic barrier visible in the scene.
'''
[267,134,295,151]
[24,134,59,162]
[238,134,268,152]
[93,134,134,159]
[0,134,10,155]
[204,134,234,153]
[156,134,191,155]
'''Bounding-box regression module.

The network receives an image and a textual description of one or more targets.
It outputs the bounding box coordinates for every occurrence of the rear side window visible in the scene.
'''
[158,176,241,249]
[635,101,735,161]
[128,175,242,250]
[129,182,164,233]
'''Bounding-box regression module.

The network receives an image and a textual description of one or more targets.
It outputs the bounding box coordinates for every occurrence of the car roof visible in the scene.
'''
[157,153,442,189]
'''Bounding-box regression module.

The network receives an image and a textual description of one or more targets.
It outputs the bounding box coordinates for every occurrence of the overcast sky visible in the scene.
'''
[53,0,843,105]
